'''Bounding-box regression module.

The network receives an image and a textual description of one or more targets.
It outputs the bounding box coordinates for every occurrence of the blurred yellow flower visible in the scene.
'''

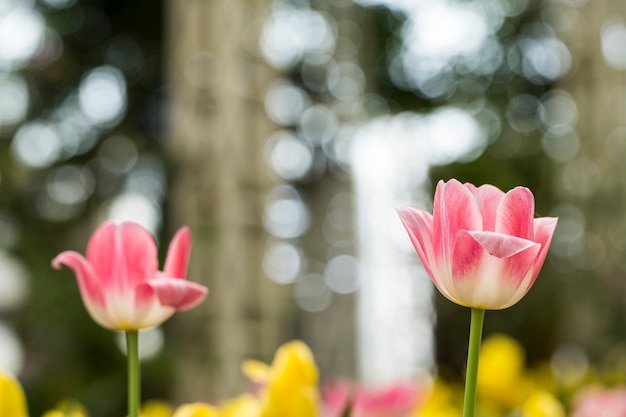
[521,390,565,417]
[413,379,462,417]
[242,340,319,417]
[172,403,220,417]
[477,334,533,409]
[141,399,173,417]
[42,401,88,417]
[220,394,260,417]
[0,370,28,417]
[42,400,88,417]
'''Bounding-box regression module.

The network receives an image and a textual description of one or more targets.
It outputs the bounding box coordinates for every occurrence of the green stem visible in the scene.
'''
[126,330,140,417]
[463,308,486,417]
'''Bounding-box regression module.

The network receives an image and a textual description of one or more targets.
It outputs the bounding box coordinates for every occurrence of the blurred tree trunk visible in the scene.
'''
[164,0,290,401]
[551,0,626,356]
[297,174,357,381]
[293,0,367,384]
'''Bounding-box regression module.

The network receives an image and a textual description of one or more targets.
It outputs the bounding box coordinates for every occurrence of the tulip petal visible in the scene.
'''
[87,222,158,291]
[495,187,535,240]
[465,231,540,286]
[452,231,541,309]
[352,383,419,415]
[164,227,191,279]
[52,251,116,328]
[242,359,272,383]
[493,241,542,307]
[450,230,484,288]
[142,278,208,311]
[396,206,435,277]
[532,217,558,277]
[466,231,538,259]
[433,179,482,267]
[468,184,505,232]
[52,251,105,308]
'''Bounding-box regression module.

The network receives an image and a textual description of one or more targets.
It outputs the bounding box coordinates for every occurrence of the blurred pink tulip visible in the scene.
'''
[572,387,626,417]
[322,381,351,417]
[350,382,422,417]
[52,221,208,330]
[397,179,557,309]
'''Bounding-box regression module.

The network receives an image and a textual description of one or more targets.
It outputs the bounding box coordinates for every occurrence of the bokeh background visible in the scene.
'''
[0,0,622,415]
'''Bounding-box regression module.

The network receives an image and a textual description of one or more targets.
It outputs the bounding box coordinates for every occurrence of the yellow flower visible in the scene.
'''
[521,390,565,417]
[172,403,220,417]
[413,379,462,417]
[42,399,88,417]
[141,400,173,417]
[220,394,260,417]
[477,334,533,409]
[242,340,319,417]
[0,370,28,417]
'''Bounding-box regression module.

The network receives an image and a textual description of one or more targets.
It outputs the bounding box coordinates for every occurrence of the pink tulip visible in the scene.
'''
[52,221,208,330]
[572,387,626,417]
[350,382,422,417]
[322,381,351,417]
[397,179,557,309]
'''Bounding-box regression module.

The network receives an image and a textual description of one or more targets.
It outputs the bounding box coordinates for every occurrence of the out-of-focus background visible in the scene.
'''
[0,0,621,415]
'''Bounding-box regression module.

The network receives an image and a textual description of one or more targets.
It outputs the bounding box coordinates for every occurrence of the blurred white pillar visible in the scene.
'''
[352,116,435,384]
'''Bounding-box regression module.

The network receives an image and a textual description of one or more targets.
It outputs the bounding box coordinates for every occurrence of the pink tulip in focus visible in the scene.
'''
[52,221,208,330]
[397,179,557,310]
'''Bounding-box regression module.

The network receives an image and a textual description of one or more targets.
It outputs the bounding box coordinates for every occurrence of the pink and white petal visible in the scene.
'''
[52,251,105,309]
[497,271,538,310]
[466,231,538,259]
[85,221,118,287]
[163,227,191,279]
[487,238,540,288]
[396,206,436,277]
[451,233,541,309]
[103,290,160,330]
[451,230,484,287]
[52,251,116,328]
[531,216,558,277]
[484,242,541,308]
[143,278,208,311]
[86,305,118,329]
[469,184,505,232]
[134,280,156,307]
[432,179,482,268]
[87,222,159,292]
[134,306,175,330]
[116,222,159,288]
[495,187,535,240]
[127,282,172,329]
